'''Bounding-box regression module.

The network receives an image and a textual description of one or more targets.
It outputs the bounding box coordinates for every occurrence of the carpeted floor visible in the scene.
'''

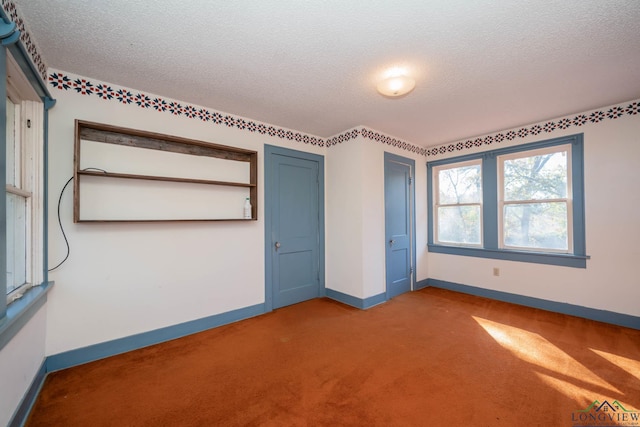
[26,287,640,426]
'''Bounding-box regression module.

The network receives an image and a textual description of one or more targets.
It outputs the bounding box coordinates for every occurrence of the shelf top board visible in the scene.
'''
[76,120,257,162]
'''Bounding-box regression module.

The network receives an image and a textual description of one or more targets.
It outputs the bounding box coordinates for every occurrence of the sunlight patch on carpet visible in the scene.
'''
[534,372,617,407]
[473,316,621,395]
[590,348,640,382]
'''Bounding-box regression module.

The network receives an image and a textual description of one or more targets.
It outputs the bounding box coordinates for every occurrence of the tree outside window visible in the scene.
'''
[500,146,571,252]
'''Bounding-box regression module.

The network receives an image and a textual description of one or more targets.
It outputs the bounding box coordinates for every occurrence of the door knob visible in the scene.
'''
[389,239,395,246]
[275,242,281,251]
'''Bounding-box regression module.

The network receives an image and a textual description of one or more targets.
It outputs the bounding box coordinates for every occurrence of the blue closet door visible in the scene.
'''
[268,150,321,309]
[385,153,415,299]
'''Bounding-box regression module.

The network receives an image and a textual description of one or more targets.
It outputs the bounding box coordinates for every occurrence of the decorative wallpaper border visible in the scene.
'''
[323,97,640,156]
[49,73,638,158]
[48,71,326,147]
[49,68,429,154]
[1,0,48,81]
[423,101,639,157]
[326,128,428,156]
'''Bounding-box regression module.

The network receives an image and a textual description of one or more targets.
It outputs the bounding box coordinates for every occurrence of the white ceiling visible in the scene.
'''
[12,0,640,148]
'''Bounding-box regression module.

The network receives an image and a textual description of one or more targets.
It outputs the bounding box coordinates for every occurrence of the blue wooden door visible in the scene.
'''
[384,153,415,299]
[267,148,322,309]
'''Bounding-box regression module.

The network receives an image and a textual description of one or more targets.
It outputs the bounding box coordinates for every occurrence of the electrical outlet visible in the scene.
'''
[493,267,500,277]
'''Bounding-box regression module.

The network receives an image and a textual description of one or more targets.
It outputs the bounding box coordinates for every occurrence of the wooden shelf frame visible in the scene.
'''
[73,120,258,222]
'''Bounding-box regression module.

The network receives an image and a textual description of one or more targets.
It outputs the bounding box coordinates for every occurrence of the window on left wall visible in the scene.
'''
[4,56,44,306]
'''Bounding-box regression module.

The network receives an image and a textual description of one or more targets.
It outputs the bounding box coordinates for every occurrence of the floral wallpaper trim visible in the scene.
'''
[423,101,639,157]
[1,0,48,81]
[48,71,325,146]
[48,70,427,153]
[49,71,638,156]
[326,128,428,156]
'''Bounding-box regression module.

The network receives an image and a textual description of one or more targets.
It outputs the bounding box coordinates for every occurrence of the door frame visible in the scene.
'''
[384,152,417,299]
[264,144,325,312]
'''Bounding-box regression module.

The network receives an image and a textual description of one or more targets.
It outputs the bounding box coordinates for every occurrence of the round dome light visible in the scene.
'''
[376,75,416,97]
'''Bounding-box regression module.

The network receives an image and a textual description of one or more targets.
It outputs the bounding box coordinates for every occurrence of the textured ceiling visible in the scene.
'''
[12,0,640,147]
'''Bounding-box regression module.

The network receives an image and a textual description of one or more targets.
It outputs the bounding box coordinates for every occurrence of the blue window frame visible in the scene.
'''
[427,134,588,268]
[0,15,55,351]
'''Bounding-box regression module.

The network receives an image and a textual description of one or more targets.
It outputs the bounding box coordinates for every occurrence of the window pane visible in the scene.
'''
[503,151,567,201]
[437,205,481,245]
[503,202,568,250]
[438,164,481,204]
[6,193,27,294]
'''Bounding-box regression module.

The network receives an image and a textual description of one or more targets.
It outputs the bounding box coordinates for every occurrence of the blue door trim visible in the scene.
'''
[384,152,417,298]
[264,145,325,312]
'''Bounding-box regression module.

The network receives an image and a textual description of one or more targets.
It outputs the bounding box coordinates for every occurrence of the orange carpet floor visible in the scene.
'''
[26,287,640,426]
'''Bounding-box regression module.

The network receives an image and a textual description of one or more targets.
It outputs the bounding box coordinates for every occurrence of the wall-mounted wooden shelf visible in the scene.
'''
[74,120,258,222]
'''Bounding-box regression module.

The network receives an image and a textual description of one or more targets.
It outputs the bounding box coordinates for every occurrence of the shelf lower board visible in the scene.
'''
[75,218,258,223]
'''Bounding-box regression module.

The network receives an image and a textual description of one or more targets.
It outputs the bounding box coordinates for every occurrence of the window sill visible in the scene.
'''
[0,281,54,351]
[427,244,589,268]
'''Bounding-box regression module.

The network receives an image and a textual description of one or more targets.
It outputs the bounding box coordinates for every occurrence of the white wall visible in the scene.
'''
[426,105,640,317]
[326,132,428,299]
[326,138,365,297]
[360,141,387,297]
[46,70,324,356]
[0,306,47,427]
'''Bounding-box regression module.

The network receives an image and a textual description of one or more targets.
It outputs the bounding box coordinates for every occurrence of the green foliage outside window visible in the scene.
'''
[502,150,569,251]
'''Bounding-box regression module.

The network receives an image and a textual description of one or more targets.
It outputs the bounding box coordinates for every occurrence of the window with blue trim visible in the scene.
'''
[0,41,53,351]
[4,55,45,306]
[427,134,588,268]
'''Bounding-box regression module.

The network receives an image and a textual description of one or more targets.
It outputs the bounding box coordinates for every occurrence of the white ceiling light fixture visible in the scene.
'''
[377,68,416,97]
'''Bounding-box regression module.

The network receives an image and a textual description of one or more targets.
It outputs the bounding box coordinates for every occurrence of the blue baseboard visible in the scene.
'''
[426,278,640,330]
[415,279,429,290]
[326,289,386,309]
[8,360,46,427]
[46,303,265,372]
